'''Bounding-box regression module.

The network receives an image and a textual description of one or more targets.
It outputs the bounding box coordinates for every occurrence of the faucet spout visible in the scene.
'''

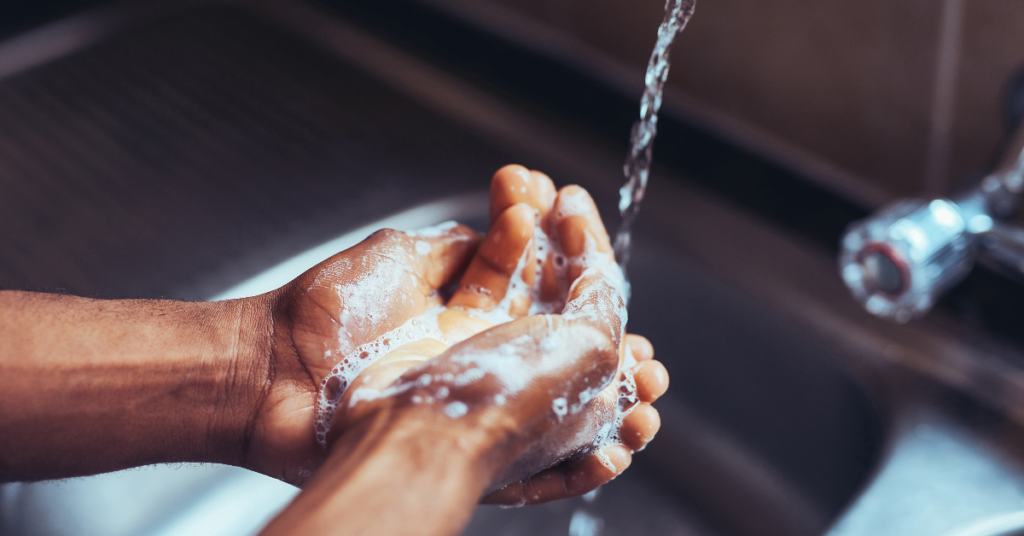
[839,85,1024,322]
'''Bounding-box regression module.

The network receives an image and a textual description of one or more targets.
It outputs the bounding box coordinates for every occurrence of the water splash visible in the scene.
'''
[613,0,697,286]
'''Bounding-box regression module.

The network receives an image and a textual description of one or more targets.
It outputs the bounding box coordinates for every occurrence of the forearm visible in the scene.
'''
[260,405,501,536]
[0,290,272,482]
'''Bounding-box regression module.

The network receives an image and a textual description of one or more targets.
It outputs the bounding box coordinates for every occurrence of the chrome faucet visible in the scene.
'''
[839,100,1024,322]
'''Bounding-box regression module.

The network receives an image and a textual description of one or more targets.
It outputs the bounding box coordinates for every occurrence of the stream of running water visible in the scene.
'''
[613,0,697,296]
[572,2,695,534]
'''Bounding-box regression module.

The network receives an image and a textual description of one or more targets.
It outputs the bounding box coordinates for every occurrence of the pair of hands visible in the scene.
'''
[245,165,668,504]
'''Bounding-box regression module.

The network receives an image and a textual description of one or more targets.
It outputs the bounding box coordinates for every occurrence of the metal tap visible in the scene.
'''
[839,85,1024,322]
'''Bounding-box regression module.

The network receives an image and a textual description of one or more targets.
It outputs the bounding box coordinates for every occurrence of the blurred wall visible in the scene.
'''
[0,0,105,39]
[423,0,1024,205]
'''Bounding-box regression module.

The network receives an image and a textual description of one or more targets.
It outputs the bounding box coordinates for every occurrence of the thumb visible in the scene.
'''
[404,222,482,291]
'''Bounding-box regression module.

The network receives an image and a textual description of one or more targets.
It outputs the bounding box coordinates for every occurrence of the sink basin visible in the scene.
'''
[0,2,885,535]
[0,195,885,536]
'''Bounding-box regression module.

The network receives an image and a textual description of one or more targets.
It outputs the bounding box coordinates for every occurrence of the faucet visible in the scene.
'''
[839,84,1024,323]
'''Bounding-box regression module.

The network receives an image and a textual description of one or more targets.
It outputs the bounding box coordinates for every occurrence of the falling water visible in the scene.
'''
[613,0,697,285]
[564,4,696,535]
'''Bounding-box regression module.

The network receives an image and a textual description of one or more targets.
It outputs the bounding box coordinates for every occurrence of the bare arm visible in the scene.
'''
[0,291,270,481]
[0,223,481,484]
[259,405,498,536]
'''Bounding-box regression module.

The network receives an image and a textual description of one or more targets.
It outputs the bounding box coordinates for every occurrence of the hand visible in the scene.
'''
[243,220,482,484]
[243,165,668,500]
[324,165,668,502]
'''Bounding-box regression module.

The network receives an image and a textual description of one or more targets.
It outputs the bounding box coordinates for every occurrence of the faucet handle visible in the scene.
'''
[839,199,975,322]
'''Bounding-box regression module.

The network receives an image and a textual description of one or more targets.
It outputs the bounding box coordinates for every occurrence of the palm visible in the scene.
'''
[245,225,479,484]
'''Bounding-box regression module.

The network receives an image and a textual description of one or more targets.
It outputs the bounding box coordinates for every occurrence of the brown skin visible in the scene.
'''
[0,292,270,481]
[0,166,669,536]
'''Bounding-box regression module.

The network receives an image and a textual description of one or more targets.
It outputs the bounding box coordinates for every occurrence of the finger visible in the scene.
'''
[618,403,661,451]
[489,165,556,227]
[563,443,631,498]
[448,203,535,315]
[537,186,615,302]
[634,360,669,403]
[563,272,627,348]
[405,222,483,291]
[481,444,632,505]
[626,334,654,361]
[552,186,613,282]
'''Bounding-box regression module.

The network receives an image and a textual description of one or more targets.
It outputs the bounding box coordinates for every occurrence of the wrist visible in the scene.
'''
[212,292,277,466]
[263,402,501,536]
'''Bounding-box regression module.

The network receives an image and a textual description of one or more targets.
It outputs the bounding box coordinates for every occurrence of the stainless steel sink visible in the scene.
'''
[3,1,1024,535]
[0,191,884,536]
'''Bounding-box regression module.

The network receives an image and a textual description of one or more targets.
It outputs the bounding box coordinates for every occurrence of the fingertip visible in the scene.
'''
[556,184,587,200]
[620,404,661,451]
[635,360,669,402]
[564,444,631,497]
[495,164,531,176]
[492,164,531,188]
[626,334,654,361]
[506,203,538,230]
[490,164,552,226]
[602,443,632,474]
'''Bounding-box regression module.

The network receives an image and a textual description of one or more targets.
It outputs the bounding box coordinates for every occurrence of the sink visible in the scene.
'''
[0,2,887,535]
[0,195,885,536]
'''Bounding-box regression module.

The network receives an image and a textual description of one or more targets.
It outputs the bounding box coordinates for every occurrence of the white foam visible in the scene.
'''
[552,397,568,421]
[444,401,469,419]
[313,210,638,459]
[594,447,616,472]
[313,305,447,446]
